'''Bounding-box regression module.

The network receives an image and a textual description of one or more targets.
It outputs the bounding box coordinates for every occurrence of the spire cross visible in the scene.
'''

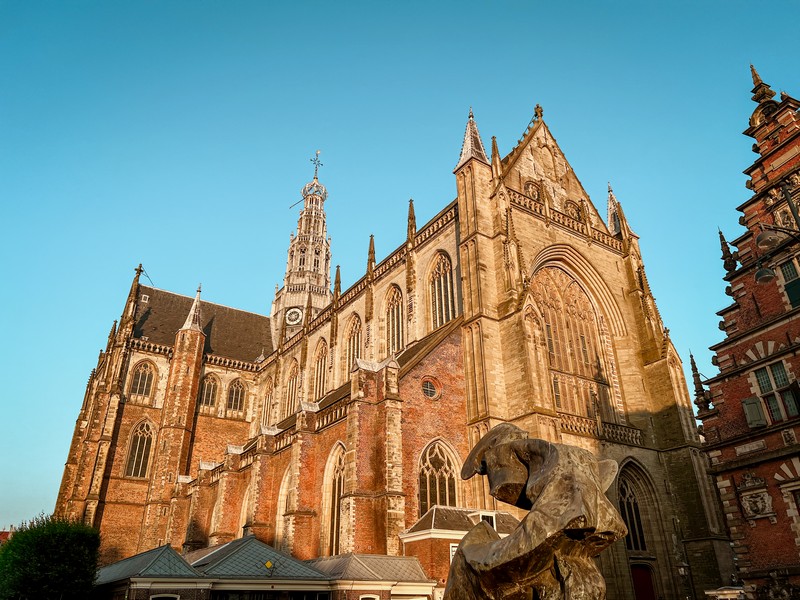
[311,150,323,180]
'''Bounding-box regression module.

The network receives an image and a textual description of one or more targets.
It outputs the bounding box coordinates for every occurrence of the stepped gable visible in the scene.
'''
[96,545,199,585]
[133,285,273,361]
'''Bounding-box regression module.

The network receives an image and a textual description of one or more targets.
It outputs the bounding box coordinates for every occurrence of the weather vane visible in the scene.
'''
[311,150,322,179]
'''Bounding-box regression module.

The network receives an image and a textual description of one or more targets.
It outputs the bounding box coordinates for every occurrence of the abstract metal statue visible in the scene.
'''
[443,424,627,600]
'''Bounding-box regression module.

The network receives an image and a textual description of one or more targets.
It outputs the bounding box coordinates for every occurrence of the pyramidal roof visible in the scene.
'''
[191,535,327,579]
[96,545,199,585]
[455,108,489,170]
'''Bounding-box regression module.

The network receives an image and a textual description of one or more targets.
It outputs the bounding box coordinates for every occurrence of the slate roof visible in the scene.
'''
[134,286,273,362]
[308,553,431,583]
[96,545,199,585]
[407,506,519,535]
[189,536,327,580]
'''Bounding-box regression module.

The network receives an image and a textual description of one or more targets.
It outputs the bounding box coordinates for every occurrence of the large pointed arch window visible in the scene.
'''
[129,362,155,402]
[125,422,154,478]
[385,286,404,355]
[529,267,608,419]
[418,441,458,516]
[619,477,647,552]
[283,362,299,420]
[321,444,346,556]
[344,316,362,379]
[430,252,455,329]
[314,341,328,401]
[227,380,245,418]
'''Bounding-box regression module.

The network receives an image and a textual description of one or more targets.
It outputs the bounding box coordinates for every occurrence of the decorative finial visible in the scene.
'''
[750,64,762,86]
[469,106,474,120]
[311,150,322,180]
[197,283,202,294]
[135,263,144,277]
[719,229,738,273]
[407,199,416,242]
[534,104,543,120]
[608,182,613,195]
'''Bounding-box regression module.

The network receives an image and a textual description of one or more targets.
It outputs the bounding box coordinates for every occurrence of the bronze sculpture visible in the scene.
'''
[443,424,627,600]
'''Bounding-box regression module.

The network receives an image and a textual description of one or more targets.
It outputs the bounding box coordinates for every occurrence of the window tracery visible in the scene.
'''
[344,316,362,379]
[385,286,404,355]
[529,267,608,418]
[314,342,328,401]
[129,362,155,401]
[198,375,217,414]
[227,380,245,417]
[430,252,455,329]
[125,421,153,478]
[283,362,299,420]
[418,441,458,516]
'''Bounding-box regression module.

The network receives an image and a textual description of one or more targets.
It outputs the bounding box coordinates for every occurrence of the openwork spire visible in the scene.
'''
[455,107,489,170]
[182,285,203,331]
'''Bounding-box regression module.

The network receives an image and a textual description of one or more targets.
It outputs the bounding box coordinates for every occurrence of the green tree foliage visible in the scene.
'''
[0,514,99,600]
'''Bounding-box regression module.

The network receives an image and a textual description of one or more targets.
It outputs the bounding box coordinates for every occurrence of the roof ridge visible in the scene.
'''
[139,545,172,575]
[139,286,268,318]
[350,554,382,579]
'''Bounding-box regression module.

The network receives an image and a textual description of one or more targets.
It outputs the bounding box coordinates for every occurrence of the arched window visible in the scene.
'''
[275,466,292,552]
[227,380,245,417]
[262,377,274,427]
[344,316,362,379]
[283,363,299,420]
[529,267,608,418]
[129,362,155,401]
[619,477,646,552]
[418,441,458,516]
[314,341,328,401]
[198,375,218,414]
[430,253,455,329]
[125,422,154,478]
[321,444,346,556]
[385,286,404,355]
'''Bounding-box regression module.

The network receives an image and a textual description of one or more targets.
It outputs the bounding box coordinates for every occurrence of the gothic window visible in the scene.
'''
[283,362,299,420]
[321,444,346,556]
[262,377,274,427]
[418,441,458,516]
[529,267,609,419]
[314,341,328,401]
[227,380,245,417]
[619,477,647,552]
[385,286,404,355]
[750,361,800,424]
[430,252,455,330]
[344,316,362,379]
[125,421,154,478]
[198,375,218,414]
[129,362,155,401]
[274,466,292,552]
[314,249,321,271]
[299,247,306,269]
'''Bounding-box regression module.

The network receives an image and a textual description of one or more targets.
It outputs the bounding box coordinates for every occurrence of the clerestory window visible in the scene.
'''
[227,380,245,417]
[125,422,154,478]
[430,253,456,329]
[129,362,155,401]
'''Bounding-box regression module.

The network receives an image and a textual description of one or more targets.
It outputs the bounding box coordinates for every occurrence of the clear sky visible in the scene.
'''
[0,0,796,528]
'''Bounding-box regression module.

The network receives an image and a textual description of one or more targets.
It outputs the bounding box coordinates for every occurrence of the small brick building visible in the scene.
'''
[697,68,800,598]
[58,102,732,599]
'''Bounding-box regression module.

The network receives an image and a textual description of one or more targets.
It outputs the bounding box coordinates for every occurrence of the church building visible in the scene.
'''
[57,103,732,599]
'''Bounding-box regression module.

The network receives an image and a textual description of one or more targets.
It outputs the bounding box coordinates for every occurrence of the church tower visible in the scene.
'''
[272,152,333,341]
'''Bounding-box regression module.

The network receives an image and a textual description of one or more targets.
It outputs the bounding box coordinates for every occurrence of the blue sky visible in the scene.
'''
[0,1,796,527]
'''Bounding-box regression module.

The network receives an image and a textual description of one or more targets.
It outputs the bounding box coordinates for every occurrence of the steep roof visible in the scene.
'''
[96,545,199,585]
[189,535,327,579]
[308,553,431,582]
[134,286,272,362]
